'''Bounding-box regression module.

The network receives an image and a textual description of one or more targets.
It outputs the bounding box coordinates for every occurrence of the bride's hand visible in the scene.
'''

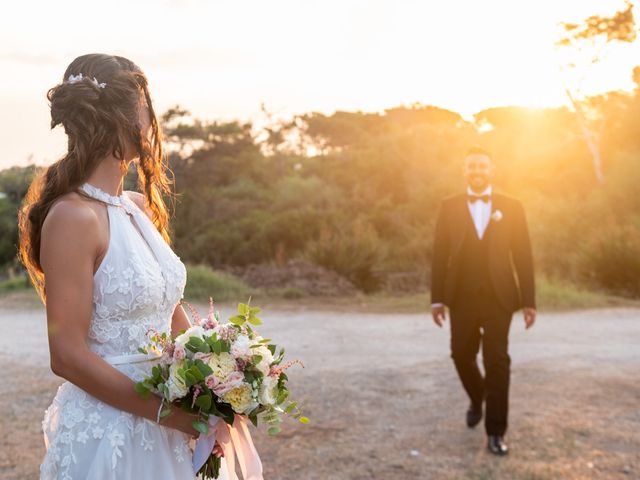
[161,408,201,437]
[213,441,224,458]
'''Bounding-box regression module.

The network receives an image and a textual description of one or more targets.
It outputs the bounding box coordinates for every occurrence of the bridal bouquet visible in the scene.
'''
[135,298,307,479]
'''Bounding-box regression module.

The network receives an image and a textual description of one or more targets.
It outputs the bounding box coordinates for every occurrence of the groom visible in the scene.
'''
[430,147,536,456]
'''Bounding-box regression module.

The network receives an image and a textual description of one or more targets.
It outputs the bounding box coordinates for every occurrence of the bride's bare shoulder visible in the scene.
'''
[42,192,100,239]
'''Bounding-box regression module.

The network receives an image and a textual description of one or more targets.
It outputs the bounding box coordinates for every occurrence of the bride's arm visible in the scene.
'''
[41,198,197,436]
[171,302,191,337]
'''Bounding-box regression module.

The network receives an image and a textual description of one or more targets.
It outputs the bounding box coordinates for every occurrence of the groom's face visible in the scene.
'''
[463,153,492,192]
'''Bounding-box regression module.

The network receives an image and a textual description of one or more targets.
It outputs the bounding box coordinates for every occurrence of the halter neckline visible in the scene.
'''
[79,182,137,215]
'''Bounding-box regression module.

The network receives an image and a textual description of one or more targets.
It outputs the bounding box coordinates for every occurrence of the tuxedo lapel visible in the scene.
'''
[487,194,504,247]
[452,194,471,255]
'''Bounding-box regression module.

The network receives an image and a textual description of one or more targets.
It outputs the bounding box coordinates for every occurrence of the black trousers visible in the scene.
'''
[449,290,513,436]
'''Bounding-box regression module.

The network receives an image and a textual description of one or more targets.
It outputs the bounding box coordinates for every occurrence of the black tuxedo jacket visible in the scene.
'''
[430,192,536,313]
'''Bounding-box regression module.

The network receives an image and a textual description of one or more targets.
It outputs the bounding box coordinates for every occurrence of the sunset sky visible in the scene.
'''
[1,0,638,168]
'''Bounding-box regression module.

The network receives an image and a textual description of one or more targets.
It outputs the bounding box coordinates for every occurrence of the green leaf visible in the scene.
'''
[238,303,250,316]
[244,371,256,384]
[137,346,148,354]
[276,389,289,405]
[186,337,210,353]
[267,426,281,435]
[194,359,213,378]
[250,306,262,314]
[158,383,169,398]
[247,316,263,326]
[188,366,205,382]
[204,333,218,348]
[134,382,150,398]
[268,344,276,355]
[229,315,245,327]
[248,411,259,427]
[192,420,209,435]
[299,416,310,424]
[252,355,263,365]
[185,371,197,387]
[284,402,297,413]
[160,407,172,418]
[195,394,212,411]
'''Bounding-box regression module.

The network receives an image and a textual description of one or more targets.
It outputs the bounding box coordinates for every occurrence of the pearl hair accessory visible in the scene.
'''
[67,72,107,89]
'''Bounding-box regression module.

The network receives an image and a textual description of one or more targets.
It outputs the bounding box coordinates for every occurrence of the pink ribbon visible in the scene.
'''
[193,414,263,480]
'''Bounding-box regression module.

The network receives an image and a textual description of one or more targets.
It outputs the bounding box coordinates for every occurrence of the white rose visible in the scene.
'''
[174,325,206,348]
[230,334,253,360]
[166,361,188,401]
[222,382,259,414]
[207,352,238,381]
[258,376,278,405]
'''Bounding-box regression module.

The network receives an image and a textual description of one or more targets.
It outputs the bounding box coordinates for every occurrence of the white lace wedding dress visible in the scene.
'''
[40,182,227,479]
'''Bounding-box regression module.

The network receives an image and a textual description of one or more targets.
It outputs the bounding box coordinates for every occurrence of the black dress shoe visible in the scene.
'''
[487,435,509,456]
[467,404,482,428]
[466,404,482,428]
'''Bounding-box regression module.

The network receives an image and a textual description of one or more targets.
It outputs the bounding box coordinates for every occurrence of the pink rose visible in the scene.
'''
[213,371,245,396]
[173,345,186,360]
[205,374,218,390]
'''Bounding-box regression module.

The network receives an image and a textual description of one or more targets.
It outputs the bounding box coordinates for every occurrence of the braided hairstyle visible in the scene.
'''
[18,53,175,303]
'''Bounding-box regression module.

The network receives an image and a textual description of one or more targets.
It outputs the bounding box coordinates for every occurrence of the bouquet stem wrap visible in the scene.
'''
[193,414,263,480]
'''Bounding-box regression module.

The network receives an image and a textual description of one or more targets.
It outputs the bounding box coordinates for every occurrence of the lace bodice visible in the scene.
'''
[78,182,187,358]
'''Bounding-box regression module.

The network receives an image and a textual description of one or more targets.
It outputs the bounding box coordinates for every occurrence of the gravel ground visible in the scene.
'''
[0,302,638,480]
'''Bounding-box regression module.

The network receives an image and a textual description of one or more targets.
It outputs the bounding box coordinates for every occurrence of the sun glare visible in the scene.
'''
[1,0,638,165]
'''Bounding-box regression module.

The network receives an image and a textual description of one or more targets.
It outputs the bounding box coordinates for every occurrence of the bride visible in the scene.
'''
[18,53,226,479]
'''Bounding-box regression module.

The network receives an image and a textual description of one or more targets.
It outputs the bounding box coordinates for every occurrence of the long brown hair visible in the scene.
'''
[18,53,175,304]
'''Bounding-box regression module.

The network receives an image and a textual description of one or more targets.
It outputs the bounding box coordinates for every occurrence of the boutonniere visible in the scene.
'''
[491,210,503,222]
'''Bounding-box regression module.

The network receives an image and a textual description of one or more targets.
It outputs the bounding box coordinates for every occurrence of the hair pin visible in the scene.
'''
[67,72,107,89]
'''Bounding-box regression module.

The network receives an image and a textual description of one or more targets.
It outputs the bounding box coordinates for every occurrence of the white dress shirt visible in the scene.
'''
[466,185,492,240]
[431,185,493,309]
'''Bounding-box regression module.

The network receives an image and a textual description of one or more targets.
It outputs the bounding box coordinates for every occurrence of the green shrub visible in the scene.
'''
[184,264,253,302]
[579,225,640,298]
[304,221,386,292]
[535,274,626,309]
[267,287,306,299]
[0,276,30,292]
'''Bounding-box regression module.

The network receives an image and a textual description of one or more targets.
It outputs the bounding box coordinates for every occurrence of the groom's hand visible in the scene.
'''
[431,304,446,327]
[523,307,536,329]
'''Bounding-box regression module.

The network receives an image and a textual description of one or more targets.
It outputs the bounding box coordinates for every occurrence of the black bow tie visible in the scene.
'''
[467,194,491,203]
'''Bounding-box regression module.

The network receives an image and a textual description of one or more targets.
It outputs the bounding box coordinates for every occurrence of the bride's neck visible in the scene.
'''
[85,155,133,196]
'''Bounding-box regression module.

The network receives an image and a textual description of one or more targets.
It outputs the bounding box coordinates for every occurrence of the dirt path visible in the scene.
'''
[1,304,638,479]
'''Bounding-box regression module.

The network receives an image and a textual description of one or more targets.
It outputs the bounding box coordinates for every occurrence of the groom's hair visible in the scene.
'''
[465,146,492,160]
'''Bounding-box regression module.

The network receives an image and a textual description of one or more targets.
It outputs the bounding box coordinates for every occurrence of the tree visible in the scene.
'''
[556,1,637,183]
